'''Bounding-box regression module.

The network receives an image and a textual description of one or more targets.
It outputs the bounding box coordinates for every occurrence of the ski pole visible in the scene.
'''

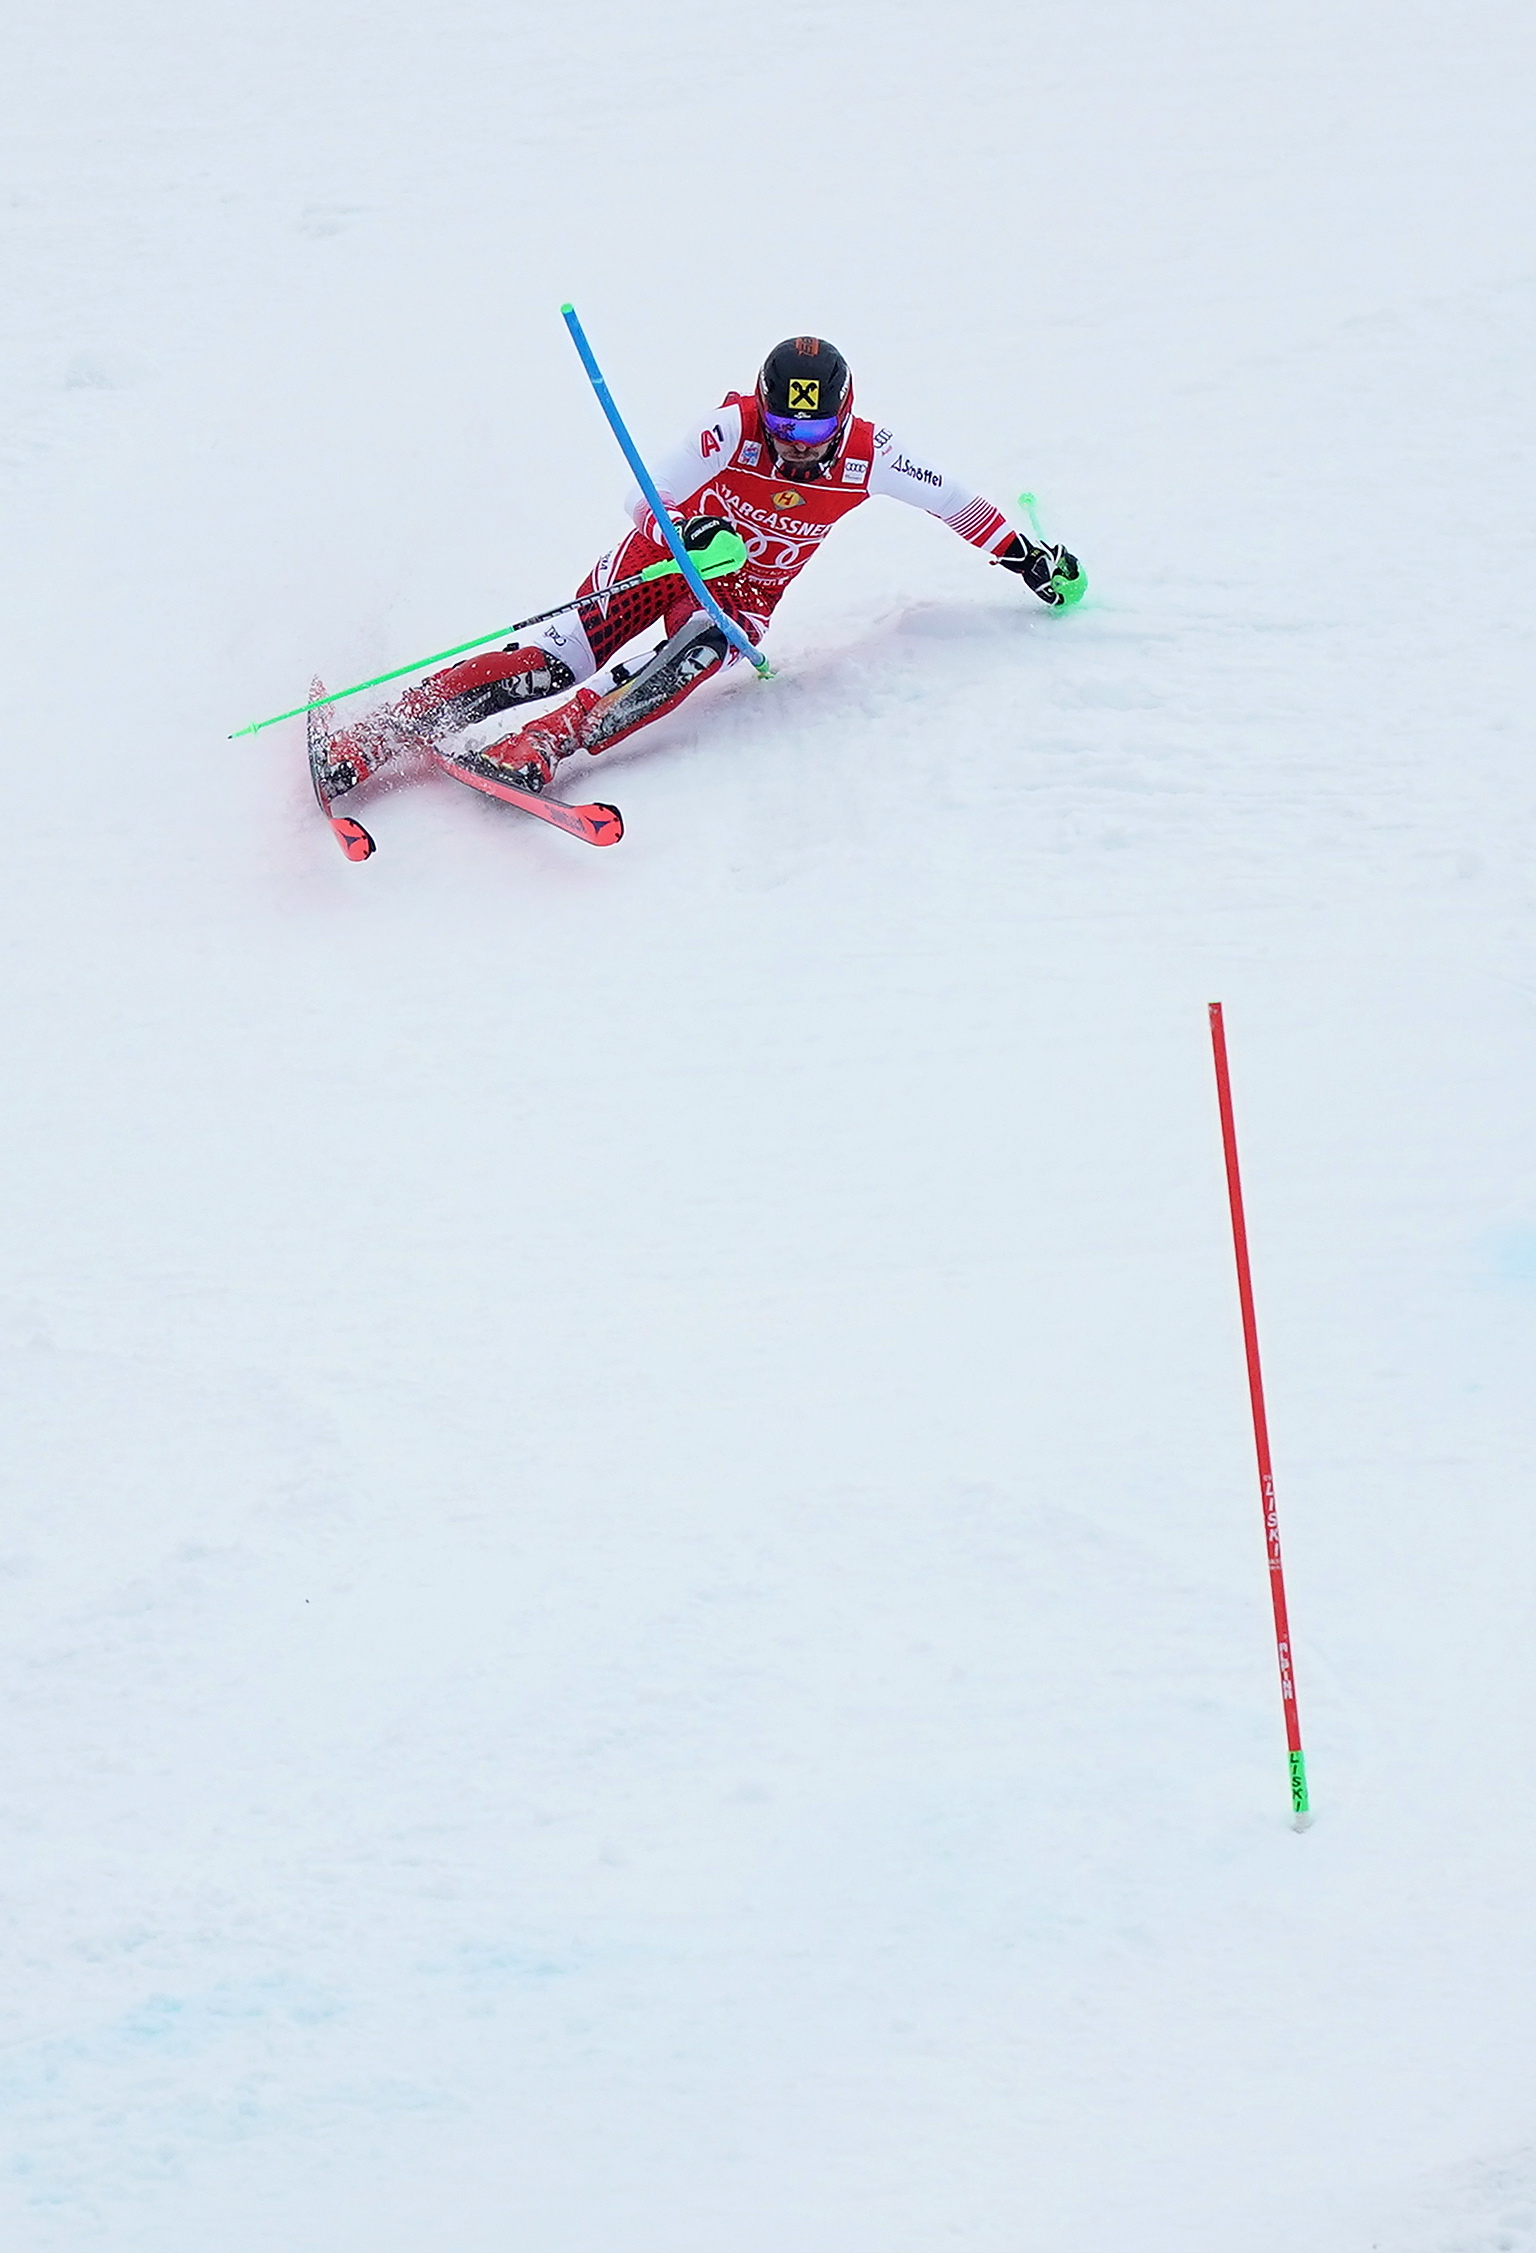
[1208,1002,1313,1830]
[1017,490,1050,543]
[560,302,772,679]
[1017,492,1087,606]
[228,529,747,740]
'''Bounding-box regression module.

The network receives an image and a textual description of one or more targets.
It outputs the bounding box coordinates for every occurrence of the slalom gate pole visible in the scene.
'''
[1208,1002,1313,1831]
[560,302,773,679]
[228,537,746,741]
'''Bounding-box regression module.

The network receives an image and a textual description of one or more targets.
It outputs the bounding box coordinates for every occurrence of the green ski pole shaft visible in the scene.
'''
[230,531,746,741]
[1017,490,1049,543]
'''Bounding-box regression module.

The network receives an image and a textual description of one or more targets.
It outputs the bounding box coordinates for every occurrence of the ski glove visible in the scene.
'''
[677,514,748,579]
[994,533,1086,607]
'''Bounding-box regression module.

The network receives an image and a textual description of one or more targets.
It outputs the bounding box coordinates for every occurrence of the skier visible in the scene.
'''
[321,337,1083,798]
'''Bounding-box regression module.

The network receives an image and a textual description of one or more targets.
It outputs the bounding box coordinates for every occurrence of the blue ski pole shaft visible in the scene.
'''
[560,303,772,679]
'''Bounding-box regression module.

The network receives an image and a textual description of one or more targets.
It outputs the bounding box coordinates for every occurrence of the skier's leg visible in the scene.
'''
[584,610,738,748]
[405,601,605,731]
[323,613,601,791]
[436,525,761,794]
[327,520,684,794]
[461,604,755,791]
[406,643,577,729]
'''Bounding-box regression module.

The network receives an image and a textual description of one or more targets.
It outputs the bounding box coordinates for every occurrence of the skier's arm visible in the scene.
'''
[626,402,745,538]
[866,426,1018,554]
[867,427,1083,605]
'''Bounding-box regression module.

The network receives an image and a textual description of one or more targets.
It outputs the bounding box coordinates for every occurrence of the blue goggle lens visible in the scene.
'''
[764,410,842,446]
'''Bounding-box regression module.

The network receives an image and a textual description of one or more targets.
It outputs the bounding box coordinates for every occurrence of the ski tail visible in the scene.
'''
[307,678,377,861]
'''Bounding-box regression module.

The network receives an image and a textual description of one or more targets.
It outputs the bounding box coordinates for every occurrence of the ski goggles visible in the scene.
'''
[763,409,843,446]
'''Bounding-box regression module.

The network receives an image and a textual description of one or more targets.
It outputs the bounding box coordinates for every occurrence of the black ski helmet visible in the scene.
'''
[756,336,853,433]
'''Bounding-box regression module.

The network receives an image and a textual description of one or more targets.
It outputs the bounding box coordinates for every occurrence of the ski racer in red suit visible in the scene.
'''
[322,338,1083,798]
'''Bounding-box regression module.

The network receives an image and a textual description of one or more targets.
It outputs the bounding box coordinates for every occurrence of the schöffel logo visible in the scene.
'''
[892,455,940,487]
[772,489,804,508]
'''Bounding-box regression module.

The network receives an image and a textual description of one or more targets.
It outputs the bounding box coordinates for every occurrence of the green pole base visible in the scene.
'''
[1289,1748,1312,1829]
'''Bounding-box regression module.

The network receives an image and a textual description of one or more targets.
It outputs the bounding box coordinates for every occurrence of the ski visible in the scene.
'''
[305,678,622,853]
[433,746,624,847]
[307,677,376,862]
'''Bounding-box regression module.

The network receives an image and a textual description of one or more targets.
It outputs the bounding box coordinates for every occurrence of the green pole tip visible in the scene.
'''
[1016,490,1049,543]
[559,301,575,314]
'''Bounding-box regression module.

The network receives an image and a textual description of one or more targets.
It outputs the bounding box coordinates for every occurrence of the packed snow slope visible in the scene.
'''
[3,2,1535,2247]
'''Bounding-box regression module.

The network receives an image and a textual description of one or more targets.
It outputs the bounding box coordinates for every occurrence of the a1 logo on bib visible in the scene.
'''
[787,378,820,411]
[772,489,804,508]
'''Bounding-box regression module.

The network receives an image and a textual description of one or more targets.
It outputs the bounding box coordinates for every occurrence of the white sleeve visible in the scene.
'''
[866,423,1018,556]
[626,401,745,534]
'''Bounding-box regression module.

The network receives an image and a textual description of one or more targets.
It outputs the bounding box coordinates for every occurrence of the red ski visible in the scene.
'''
[305,680,623,857]
[434,744,623,847]
[307,678,376,861]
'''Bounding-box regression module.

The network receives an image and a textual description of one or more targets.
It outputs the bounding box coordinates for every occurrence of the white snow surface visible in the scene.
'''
[3,2,1536,2247]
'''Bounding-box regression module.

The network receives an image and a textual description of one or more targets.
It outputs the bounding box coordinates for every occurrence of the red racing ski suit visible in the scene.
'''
[334,392,1031,788]
[562,390,1022,674]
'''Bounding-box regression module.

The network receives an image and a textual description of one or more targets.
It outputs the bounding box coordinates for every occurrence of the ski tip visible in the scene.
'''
[574,801,624,846]
[331,815,376,862]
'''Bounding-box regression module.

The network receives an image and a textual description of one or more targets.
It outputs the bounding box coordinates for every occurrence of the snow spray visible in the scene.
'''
[560,303,772,678]
[1208,1003,1313,1830]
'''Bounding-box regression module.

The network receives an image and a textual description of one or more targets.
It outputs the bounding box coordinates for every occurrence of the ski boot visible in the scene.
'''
[450,686,604,794]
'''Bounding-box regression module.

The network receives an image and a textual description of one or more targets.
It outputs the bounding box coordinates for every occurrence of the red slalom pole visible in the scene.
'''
[1208,1003,1312,1830]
